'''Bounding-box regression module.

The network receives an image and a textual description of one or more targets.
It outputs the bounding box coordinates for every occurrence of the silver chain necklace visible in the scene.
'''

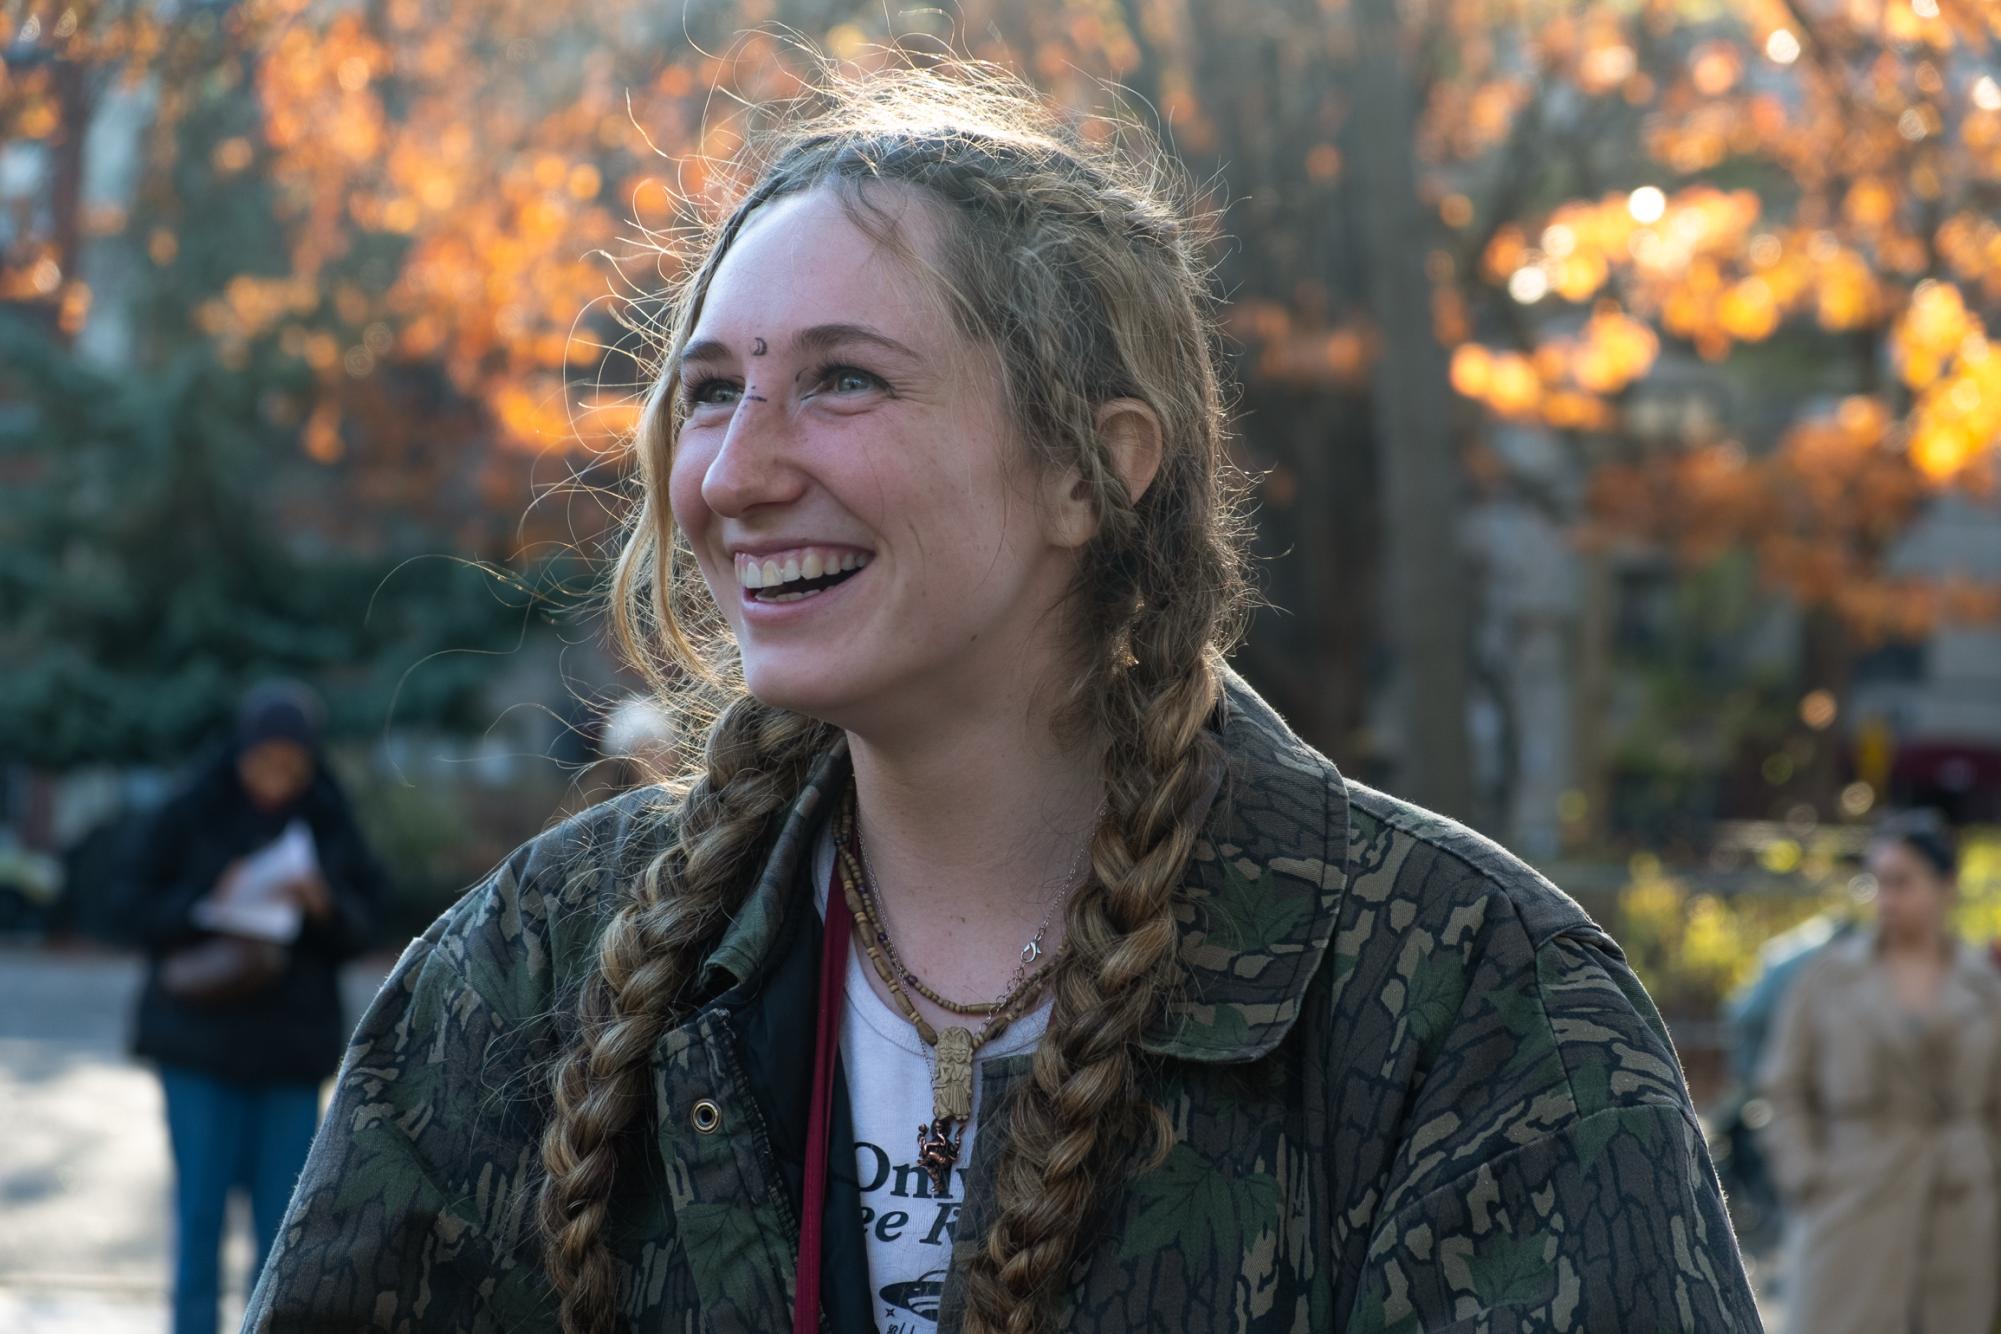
[856,803,1103,983]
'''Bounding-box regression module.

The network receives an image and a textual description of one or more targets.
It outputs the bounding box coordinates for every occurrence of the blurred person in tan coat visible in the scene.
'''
[1757,810,2001,1334]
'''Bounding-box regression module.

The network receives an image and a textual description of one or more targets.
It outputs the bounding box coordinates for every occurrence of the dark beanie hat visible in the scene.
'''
[235,679,326,753]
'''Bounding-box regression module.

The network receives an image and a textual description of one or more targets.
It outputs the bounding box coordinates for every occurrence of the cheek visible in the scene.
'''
[664,444,732,603]
[666,438,713,535]
[909,438,1029,551]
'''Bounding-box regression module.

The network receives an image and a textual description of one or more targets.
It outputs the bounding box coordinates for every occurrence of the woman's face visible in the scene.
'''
[667,186,1084,732]
[1867,838,1953,944]
[238,738,313,811]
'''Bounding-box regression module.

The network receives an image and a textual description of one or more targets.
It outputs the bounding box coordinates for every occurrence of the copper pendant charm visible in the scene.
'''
[916,1116,964,1193]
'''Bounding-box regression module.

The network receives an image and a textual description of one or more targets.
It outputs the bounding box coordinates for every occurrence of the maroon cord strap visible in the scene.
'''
[795,858,852,1334]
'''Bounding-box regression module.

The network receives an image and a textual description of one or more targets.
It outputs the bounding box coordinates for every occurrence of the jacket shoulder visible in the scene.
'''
[242,789,681,1332]
[1343,778,1597,946]
[1965,947,2001,1000]
[1335,779,1697,1201]
[415,783,684,1017]
[1331,786,1757,1327]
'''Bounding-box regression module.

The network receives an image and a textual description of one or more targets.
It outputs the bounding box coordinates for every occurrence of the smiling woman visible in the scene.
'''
[244,56,1762,1334]
[665,184,1143,735]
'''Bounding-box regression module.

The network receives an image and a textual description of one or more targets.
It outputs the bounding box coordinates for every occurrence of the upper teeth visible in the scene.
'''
[735,547,869,589]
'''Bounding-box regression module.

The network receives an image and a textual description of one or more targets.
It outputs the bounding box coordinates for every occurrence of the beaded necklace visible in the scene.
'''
[854,809,1084,1016]
[832,783,1091,1191]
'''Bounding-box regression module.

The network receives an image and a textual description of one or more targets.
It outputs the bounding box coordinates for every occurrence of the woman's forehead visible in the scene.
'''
[1869,839,1932,874]
[243,737,310,766]
[691,185,953,355]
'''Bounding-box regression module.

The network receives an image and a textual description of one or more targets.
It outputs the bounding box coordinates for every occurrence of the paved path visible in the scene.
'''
[0,947,388,1334]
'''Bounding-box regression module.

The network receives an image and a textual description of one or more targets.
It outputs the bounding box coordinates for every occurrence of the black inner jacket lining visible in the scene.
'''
[716,835,876,1334]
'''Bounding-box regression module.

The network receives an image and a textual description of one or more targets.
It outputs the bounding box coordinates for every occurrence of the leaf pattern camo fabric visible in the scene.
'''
[245,666,1763,1332]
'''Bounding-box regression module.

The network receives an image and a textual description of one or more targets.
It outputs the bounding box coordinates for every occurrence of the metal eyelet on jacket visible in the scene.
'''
[691,1099,722,1134]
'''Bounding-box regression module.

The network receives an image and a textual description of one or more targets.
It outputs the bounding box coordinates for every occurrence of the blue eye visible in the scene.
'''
[816,364,888,396]
[684,377,740,408]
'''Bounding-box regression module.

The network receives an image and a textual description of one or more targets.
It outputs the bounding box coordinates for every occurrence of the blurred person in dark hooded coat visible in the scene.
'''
[129,679,387,1334]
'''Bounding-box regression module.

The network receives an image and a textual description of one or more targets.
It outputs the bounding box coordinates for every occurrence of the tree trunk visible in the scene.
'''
[44,57,94,350]
[1570,549,1613,850]
[1345,0,1473,820]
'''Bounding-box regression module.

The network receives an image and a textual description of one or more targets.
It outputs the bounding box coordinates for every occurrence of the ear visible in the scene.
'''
[1098,397,1165,505]
[1042,397,1167,550]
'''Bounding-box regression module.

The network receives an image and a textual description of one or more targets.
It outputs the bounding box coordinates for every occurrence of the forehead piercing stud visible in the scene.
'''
[751,336,768,356]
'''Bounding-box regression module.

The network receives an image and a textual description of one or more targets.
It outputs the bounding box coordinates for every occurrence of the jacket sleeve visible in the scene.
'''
[1344,917,1764,1333]
[128,794,220,950]
[242,836,573,1333]
[293,785,389,963]
[1753,958,1824,1206]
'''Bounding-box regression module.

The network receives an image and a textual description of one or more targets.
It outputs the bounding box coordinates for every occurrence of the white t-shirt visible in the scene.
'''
[811,826,1051,1334]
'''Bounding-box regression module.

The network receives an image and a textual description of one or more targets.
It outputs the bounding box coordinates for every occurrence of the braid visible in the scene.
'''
[538,696,834,1331]
[963,645,1225,1333]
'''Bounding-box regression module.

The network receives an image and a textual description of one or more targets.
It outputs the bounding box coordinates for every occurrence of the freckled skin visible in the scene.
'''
[667,187,1082,743]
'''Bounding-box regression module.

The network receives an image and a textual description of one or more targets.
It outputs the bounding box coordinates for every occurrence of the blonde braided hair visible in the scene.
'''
[537,59,1250,1334]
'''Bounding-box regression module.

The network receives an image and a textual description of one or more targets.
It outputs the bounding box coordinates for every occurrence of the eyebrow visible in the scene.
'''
[677,323,924,372]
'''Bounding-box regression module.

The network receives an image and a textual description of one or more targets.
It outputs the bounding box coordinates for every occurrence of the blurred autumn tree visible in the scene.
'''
[1417,0,2001,837]
[0,2,580,763]
[0,313,550,763]
[4,0,1997,831]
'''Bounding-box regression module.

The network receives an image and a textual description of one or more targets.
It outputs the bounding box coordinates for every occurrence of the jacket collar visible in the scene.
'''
[696,663,1351,1064]
[1832,923,1995,1004]
[1831,921,1988,974]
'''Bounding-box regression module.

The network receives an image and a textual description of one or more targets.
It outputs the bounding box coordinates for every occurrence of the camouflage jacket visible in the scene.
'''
[246,668,1762,1332]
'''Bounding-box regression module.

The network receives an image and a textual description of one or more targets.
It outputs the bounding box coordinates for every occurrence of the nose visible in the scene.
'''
[699,388,806,518]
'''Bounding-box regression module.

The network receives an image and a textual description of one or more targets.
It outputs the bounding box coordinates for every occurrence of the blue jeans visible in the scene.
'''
[158,1065,322,1334]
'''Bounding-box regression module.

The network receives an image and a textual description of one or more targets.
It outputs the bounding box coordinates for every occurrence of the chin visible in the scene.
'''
[738,655,861,725]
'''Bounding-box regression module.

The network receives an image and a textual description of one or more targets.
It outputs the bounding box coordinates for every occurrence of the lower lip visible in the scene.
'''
[737,564,868,623]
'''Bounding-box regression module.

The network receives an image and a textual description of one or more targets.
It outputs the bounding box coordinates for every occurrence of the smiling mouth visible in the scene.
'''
[736,548,871,603]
